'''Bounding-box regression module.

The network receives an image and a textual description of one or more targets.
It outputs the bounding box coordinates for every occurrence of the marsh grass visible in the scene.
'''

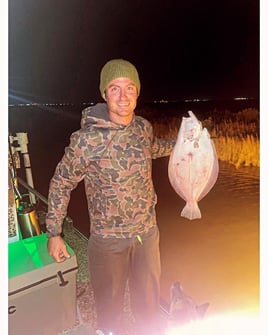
[138,107,260,169]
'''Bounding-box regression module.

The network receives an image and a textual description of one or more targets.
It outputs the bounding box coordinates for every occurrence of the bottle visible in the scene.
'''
[17,201,41,239]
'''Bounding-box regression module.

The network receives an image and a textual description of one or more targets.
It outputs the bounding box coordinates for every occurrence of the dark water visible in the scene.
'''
[9,100,259,317]
[138,97,259,119]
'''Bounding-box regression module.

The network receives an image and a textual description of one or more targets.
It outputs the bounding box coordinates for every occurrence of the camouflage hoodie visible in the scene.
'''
[46,103,175,238]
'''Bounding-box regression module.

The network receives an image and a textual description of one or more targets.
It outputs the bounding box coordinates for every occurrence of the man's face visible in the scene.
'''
[104,77,138,125]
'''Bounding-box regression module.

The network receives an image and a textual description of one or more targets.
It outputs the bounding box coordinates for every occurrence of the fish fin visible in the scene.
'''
[181,202,202,220]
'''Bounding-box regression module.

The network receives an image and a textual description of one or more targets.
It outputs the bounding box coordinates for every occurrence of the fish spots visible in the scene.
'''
[187,152,193,158]
[193,141,199,148]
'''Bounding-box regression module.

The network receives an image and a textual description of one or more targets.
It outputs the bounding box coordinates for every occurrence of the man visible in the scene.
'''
[46,59,175,335]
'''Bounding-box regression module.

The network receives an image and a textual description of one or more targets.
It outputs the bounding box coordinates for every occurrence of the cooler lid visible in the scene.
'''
[8,234,78,290]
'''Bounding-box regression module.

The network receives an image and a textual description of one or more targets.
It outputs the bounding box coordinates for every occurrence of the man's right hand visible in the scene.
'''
[47,235,71,262]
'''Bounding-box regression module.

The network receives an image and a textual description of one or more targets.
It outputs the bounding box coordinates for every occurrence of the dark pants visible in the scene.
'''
[88,226,163,334]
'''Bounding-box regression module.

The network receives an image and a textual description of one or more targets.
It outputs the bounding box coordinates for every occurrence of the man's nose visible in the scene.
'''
[119,89,128,99]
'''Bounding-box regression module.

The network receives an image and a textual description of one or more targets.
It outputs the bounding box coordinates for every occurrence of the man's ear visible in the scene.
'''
[102,92,107,101]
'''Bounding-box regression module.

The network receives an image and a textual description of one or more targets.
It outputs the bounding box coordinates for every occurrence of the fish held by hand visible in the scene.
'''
[168,110,219,220]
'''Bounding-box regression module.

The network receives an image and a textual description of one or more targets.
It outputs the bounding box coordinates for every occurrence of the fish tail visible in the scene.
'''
[181,202,202,220]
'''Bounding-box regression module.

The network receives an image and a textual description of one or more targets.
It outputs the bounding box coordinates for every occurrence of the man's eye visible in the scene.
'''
[109,86,120,94]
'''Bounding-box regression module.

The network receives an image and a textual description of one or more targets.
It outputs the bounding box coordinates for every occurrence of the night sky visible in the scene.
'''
[8,0,259,104]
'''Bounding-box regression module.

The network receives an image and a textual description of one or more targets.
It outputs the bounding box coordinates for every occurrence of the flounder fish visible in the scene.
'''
[168,110,219,220]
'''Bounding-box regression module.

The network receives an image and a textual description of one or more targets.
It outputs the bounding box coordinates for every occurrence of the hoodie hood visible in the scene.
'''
[81,103,125,130]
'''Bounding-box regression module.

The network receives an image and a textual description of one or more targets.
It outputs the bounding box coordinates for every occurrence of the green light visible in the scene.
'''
[8,234,75,278]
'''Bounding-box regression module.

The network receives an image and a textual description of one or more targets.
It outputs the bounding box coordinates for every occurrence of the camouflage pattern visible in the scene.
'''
[46,103,175,238]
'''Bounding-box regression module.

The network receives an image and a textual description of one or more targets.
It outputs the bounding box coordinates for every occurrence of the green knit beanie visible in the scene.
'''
[99,59,141,97]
